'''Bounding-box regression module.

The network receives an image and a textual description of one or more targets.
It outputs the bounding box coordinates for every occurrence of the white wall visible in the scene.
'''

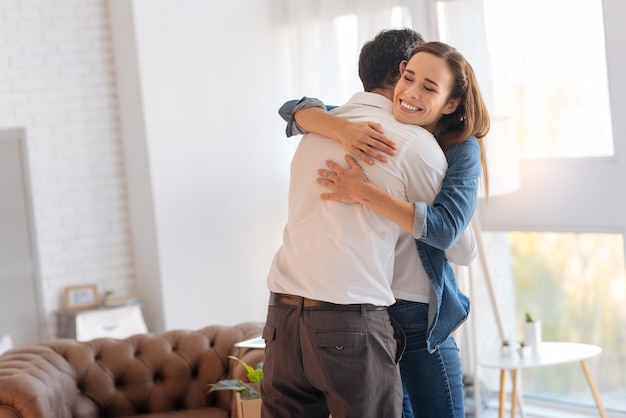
[109,0,295,331]
[0,0,135,339]
[0,0,296,339]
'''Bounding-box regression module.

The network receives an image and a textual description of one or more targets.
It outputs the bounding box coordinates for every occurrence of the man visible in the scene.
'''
[261,29,456,418]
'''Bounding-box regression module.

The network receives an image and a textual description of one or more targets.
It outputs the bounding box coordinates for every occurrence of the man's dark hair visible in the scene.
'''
[358,29,425,92]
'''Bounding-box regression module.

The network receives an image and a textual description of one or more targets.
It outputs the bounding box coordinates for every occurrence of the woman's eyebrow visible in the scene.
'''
[405,68,439,88]
[424,77,439,87]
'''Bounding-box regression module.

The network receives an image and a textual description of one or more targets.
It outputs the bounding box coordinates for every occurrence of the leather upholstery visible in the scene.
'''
[0,322,264,418]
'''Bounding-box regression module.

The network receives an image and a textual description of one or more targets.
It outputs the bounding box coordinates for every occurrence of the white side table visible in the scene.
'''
[234,335,265,349]
[56,304,148,341]
[479,342,606,418]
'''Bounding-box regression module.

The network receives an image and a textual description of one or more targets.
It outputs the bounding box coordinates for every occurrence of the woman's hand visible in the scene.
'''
[316,155,369,204]
[338,121,396,165]
[317,153,416,233]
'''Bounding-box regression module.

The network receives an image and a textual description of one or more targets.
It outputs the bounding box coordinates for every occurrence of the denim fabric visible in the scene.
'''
[416,138,481,248]
[278,97,327,137]
[417,138,480,352]
[390,300,464,418]
[402,384,414,418]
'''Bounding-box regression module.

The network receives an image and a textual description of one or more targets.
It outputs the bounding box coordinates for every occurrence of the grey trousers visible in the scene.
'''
[260,298,405,418]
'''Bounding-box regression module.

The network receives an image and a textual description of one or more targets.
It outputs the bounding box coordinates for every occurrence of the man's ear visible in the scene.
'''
[443,98,461,115]
[393,61,409,84]
[399,60,408,74]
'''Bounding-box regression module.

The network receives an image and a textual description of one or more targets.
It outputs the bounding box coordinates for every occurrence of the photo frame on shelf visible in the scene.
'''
[63,284,99,311]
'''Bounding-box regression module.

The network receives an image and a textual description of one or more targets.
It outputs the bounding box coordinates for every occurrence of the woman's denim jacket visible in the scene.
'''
[279,97,480,352]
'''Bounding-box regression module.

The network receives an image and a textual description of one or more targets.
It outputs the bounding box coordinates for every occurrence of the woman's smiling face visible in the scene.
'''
[392,51,460,133]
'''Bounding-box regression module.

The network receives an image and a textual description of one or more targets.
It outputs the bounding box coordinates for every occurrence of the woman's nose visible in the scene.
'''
[405,86,419,99]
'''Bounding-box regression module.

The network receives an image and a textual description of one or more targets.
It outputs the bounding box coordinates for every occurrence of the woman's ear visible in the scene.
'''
[443,98,461,115]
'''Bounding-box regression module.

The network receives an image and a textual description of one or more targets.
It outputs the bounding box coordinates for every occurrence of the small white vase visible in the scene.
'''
[524,320,542,354]
[518,345,532,358]
[501,344,514,358]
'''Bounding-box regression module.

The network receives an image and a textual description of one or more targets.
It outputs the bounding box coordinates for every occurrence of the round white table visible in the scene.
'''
[479,342,606,418]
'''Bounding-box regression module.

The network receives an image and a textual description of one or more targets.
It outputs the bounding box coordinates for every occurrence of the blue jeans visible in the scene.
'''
[390,300,464,418]
[402,384,413,418]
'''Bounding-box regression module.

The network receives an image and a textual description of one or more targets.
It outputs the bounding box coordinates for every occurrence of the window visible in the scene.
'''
[473,1,625,413]
[483,0,613,159]
[510,231,626,411]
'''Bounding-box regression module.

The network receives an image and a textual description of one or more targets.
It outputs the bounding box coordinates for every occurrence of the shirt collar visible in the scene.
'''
[347,91,393,113]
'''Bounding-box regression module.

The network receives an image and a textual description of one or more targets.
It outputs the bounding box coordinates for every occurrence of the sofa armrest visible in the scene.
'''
[0,345,78,418]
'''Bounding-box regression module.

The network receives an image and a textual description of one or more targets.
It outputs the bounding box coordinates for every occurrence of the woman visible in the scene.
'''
[281,41,489,417]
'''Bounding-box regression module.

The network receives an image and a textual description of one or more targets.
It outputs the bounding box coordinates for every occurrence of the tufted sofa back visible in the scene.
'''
[0,322,264,418]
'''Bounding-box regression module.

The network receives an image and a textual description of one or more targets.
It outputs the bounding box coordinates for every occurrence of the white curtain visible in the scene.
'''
[437,0,518,399]
[275,0,439,104]
[275,0,494,112]
[436,0,494,110]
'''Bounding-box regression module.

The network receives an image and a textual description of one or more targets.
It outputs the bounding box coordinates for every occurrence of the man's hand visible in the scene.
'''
[338,121,396,165]
[316,155,369,203]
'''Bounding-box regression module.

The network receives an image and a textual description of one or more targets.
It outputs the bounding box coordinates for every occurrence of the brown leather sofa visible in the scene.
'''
[0,322,264,418]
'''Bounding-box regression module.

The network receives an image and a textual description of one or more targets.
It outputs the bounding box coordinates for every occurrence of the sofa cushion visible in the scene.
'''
[124,407,229,418]
[0,322,264,418]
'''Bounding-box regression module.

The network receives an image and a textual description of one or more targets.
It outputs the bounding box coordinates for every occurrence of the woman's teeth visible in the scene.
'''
[401,100,418,111]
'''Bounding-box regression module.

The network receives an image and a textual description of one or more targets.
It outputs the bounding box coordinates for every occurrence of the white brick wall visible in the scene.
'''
[0,0,135,338]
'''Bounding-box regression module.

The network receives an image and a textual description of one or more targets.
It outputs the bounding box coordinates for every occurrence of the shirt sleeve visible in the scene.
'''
[278,97,327,137]
[413,137,481,251]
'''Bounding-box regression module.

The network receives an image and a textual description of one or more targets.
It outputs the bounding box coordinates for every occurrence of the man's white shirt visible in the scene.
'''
[267,92,453,306]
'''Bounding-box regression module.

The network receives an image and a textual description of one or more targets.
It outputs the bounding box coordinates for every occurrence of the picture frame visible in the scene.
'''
[63,284,99,311]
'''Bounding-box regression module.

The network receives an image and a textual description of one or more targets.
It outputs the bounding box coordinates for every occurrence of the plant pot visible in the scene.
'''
[517,345,532,358]
[524,320,542,354]
[233,392,261,418]
[501,345,515,358]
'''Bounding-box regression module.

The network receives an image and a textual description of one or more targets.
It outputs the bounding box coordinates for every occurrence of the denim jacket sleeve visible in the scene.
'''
[414,137,481,250]
[278,97,327,137]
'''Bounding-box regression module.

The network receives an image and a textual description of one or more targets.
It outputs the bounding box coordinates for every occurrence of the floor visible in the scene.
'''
[471,398,625,418]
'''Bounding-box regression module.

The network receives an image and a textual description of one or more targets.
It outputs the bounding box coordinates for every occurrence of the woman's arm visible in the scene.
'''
[278,97,327,137]
[419,138,481,249]
[318,138,482,251]
[317,155,416,233]
[279,97,397,165]
[442,222,477,266]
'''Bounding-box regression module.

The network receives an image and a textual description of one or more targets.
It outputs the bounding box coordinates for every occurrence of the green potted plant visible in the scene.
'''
[501,340,514,357]
[208,356,263,418]
[523,312,542,354]
[517,339,532,358]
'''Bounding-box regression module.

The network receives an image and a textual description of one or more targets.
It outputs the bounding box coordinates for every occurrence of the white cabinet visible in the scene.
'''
[56,304,148,341]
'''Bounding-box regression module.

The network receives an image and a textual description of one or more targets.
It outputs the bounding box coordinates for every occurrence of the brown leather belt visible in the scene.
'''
[269,292,386,311]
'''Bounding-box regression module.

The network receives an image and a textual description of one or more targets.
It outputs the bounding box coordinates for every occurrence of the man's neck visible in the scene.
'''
[369,87,394,101]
